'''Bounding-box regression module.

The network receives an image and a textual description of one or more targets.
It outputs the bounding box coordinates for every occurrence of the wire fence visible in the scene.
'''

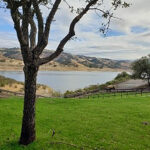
[1,88,149,99]
[66,88,150,99]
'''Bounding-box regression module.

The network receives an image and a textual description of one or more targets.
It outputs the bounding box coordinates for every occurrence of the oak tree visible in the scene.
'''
[132,56,150,86]
[0,0,129,145]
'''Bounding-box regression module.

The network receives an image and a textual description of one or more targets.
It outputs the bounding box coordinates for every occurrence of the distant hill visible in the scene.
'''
[0,48,131,71]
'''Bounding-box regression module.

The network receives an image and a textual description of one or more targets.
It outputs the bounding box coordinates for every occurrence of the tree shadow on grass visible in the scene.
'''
[0,138,94,150]
[0,141,81,150]
[0,141,39,150]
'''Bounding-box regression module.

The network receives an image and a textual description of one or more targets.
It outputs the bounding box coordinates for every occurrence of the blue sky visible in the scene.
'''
[131,26,149,34]
[0,0,150,60]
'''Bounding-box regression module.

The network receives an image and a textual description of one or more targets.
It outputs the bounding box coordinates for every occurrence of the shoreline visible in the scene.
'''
[0,67,131,72]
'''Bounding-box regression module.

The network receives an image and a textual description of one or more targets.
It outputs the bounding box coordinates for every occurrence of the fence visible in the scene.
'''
[86,88,150,99]
[65,88,150,99]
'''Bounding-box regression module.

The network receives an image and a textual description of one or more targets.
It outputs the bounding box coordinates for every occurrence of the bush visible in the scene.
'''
[14,85,17,88]
[52,91,63,97]
[0,75,22,87]
[0,83,5,87]
[0,59,6,62]
[115,72,131,80]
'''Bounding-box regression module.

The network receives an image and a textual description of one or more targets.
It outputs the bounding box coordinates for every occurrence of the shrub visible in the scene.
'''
[52,91,63,97]
[0,83,5,87]
[0,59,6,62]
[115,71,131,80]
[0,75,22,87]
[14,85,18,88]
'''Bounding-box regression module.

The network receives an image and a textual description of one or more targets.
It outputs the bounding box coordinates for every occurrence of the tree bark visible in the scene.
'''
[148,78,150,87]
[19,64,39,145]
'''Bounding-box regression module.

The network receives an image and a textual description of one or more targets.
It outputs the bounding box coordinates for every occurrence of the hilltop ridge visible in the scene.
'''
[0,48,131,71]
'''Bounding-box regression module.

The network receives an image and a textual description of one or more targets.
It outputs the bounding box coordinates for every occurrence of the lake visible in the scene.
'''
[0,71,119,93]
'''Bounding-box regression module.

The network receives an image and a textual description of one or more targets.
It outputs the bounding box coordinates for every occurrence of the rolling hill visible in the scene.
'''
[0,48,131,71]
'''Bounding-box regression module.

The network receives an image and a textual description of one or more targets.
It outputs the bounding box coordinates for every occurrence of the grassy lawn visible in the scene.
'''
[0,95,150,150]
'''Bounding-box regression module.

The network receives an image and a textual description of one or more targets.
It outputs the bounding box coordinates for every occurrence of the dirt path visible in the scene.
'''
[116,79,147,89]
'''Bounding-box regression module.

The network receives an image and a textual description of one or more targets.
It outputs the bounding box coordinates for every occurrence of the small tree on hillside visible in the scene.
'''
[132,56,150,86]
[115,71,131,80]
[0,0,129,145]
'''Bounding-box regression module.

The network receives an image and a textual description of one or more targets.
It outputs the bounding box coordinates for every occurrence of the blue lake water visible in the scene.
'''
[0,71,119,93]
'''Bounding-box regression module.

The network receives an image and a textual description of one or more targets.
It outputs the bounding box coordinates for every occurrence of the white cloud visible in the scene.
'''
[0,32,19,47]
[0,0,150,60]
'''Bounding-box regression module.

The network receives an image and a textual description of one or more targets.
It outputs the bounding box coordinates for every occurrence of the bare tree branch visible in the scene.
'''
[3,0,22,8]
[10,9,30,63]
[34,0,62,56]
[11,11,25,45]
[38,0,99,65]
[22,1,31,45]
[9,1,25,44]
[29,14,37,50]
[32,0,44,43]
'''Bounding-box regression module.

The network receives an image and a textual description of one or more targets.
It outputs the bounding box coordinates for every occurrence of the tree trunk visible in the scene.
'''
[19,64,39,145]
[148,78,150,87]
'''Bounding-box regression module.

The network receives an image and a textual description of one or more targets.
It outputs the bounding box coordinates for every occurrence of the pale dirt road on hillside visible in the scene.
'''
[116,79,147,89]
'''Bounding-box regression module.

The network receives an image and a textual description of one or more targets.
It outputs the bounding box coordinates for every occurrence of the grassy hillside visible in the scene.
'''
[1,95,150,149]
[0,48,131,71]
[0,75,56,97]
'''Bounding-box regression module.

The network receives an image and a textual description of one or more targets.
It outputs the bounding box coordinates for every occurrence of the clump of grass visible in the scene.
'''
[0,83,5,87]
[37,84,47,89]
[42,86,46,90]
[0,75,21,87]
[19,88,24,92]
[9,59,14,63]
[52,91,63,97]
[0,59,6,62]
[14,85,17,88]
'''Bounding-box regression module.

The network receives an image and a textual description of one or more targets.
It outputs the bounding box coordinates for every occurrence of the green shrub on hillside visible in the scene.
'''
[0,75,20,87]
[115,71,131,80]
[99,72,131,89]
[0,59,6,62]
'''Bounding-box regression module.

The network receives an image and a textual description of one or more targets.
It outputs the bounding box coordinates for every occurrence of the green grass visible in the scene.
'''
[1,95,150,150]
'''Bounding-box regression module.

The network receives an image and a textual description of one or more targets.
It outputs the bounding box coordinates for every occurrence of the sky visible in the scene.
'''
[0,0,150,60]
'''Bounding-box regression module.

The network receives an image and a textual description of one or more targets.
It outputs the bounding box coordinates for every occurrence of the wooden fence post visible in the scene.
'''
[141,89,142,96]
